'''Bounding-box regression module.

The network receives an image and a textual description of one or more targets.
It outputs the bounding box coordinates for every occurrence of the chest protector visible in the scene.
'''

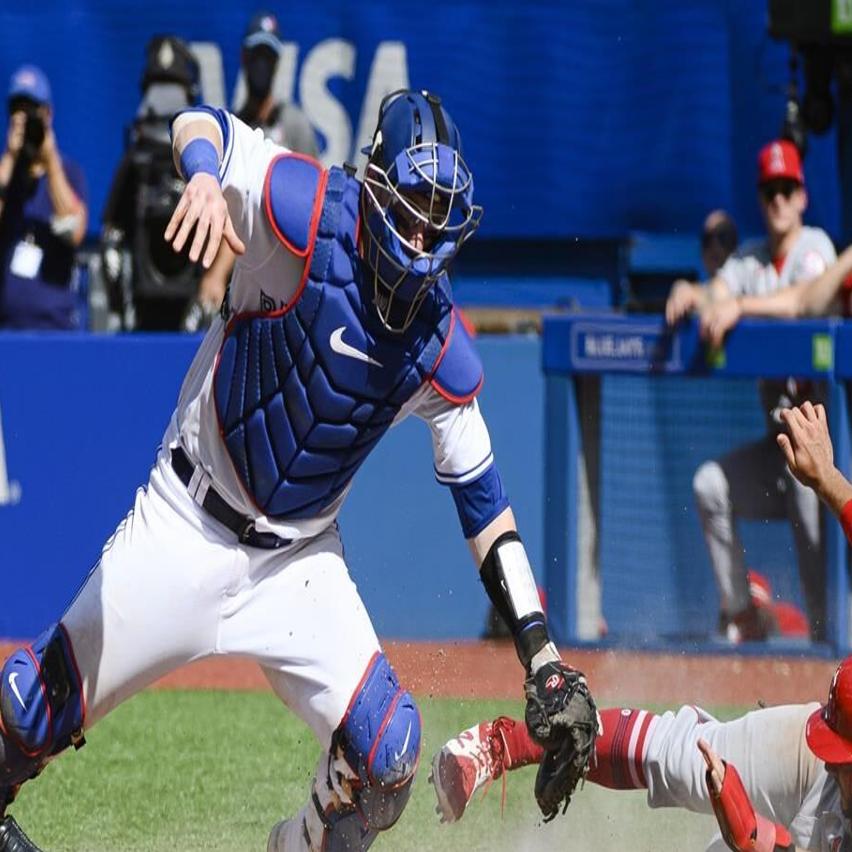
[213,157,481,520]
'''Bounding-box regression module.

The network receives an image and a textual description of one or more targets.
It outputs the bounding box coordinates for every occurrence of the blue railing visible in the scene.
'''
[543,314,851,654]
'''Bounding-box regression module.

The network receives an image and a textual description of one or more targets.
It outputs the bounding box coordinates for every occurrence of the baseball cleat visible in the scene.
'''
[0,816,43,852]
[430,716,515,823]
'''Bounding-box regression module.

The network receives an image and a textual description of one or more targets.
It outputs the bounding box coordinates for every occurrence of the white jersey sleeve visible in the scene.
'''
[717,239,770,297]
[399,383,494,485]
[718,228,836,297]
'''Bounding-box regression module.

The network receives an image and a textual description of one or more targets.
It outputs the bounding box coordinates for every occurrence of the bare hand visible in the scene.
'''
[39,119,57,164]
[776,402,835,494]
[6,111,24,159]
[699,298,742,349]
[665,280,698,326]
[698,738,726,796]
[164,173,246,268]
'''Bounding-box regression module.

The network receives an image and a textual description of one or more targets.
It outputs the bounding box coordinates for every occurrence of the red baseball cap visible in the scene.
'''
[757,140,804,185]
[806,657,852,764]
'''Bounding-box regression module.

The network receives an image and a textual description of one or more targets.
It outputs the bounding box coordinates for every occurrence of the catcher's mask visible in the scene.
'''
[360,89,482,332]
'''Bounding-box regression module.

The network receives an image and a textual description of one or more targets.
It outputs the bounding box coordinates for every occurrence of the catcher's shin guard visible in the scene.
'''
[269,654,420,851]
[0,624,85,791]
[0,816,43,852]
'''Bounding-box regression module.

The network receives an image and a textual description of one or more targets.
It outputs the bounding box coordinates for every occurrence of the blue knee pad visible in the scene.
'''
[1,624,85,765]
[335,653,421,830]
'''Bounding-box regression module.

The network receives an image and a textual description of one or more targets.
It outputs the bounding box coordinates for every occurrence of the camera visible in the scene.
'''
[8,97,45,160]
[23,107,44,152]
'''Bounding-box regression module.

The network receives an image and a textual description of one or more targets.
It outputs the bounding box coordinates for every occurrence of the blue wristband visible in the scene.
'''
[180,138,221,183]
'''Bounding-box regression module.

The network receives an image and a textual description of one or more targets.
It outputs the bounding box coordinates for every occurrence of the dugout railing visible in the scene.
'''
[543,314,851,656]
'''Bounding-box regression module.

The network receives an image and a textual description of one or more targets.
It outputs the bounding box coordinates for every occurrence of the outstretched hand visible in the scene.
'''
[164,173,245,269]
[776,402,835,494]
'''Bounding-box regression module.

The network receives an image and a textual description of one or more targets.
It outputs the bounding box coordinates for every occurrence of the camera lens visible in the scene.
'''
[23,110,44,150]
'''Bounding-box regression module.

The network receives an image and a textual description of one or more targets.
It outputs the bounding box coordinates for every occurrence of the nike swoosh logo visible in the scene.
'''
[394,721,413,762]
[8,672,26,711]
[330,327,383,368]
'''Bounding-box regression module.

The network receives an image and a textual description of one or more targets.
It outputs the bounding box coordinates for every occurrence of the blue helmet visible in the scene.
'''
[360,90,483,331]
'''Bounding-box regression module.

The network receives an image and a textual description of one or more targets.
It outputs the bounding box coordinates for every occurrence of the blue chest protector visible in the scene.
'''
[213,158,482,520]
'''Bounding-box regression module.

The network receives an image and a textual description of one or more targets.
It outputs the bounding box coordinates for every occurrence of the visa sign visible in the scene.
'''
[191,39,409,171]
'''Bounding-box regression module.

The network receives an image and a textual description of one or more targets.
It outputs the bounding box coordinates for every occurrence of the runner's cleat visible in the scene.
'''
[430,717,516,823]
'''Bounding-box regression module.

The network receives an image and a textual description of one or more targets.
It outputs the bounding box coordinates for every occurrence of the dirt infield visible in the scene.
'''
[0,639,837,707]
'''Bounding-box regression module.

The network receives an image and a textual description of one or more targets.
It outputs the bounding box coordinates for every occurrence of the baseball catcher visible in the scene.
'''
[0,86,598,852]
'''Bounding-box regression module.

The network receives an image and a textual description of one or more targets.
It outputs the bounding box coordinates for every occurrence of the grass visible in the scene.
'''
[9,691,744,851]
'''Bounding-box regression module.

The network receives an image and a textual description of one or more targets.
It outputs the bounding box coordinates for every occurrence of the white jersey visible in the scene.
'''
[643,704,845,851]
[718,226,836,297]
[164,110,494,541]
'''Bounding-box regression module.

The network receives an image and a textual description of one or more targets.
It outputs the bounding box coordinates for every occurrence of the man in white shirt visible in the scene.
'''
[665,140,835,643]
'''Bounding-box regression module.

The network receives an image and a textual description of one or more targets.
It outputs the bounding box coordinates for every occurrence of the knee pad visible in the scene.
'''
[334,653,420,830]
[0,624,85,763]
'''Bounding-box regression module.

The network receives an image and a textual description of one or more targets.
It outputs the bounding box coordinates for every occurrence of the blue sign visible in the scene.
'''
[0,0,840,240]
[571,321,682,373]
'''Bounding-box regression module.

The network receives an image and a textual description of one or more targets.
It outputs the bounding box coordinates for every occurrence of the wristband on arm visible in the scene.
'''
[708,760,793,852]
[179,138,221,183]
[480,531,554,671]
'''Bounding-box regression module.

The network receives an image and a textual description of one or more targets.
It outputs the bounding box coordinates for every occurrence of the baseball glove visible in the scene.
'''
[524,661,599,821]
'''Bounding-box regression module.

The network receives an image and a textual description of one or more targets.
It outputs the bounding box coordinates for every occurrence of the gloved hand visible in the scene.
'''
[524,661,599,821]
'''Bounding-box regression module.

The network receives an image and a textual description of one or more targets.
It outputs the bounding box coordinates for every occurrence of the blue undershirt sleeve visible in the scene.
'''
[449,464,510,539]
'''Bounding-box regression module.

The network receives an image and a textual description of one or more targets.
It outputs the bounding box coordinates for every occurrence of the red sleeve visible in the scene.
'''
[840,272,852,318]
[840,499,852,546]
[708,760,793,852]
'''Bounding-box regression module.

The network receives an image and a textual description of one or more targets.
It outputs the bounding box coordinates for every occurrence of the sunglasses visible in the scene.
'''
[759,178,800,203]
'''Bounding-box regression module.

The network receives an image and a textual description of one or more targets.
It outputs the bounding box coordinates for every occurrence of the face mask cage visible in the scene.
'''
[361,141,483,332]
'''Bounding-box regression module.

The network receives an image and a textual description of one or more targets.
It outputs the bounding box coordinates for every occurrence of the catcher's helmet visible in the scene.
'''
[360,89,482,332]
[807,656,852,763]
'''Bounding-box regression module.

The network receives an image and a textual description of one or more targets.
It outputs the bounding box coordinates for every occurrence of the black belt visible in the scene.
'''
[170,446,292,550]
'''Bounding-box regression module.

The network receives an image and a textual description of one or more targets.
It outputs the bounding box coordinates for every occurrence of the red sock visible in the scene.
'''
[491,717,544,770]
[586,708,656,790]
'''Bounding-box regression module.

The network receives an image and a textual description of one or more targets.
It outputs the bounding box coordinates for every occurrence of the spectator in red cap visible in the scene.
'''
[665,140,836,645]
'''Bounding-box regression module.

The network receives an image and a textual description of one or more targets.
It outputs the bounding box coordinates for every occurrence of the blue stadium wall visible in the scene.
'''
[0,0,841,242]
[0,333,810,644]
[0,333,544,640]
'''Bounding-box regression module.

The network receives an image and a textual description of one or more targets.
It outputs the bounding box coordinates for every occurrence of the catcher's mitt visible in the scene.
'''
[524,661,599,821]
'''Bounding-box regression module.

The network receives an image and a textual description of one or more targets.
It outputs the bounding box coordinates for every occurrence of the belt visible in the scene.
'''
[170,446,292,550]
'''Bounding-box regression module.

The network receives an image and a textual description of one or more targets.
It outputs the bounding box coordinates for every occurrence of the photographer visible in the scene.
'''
[189,11,319,332]
[0,65,88,330]
[101,35,202,331]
